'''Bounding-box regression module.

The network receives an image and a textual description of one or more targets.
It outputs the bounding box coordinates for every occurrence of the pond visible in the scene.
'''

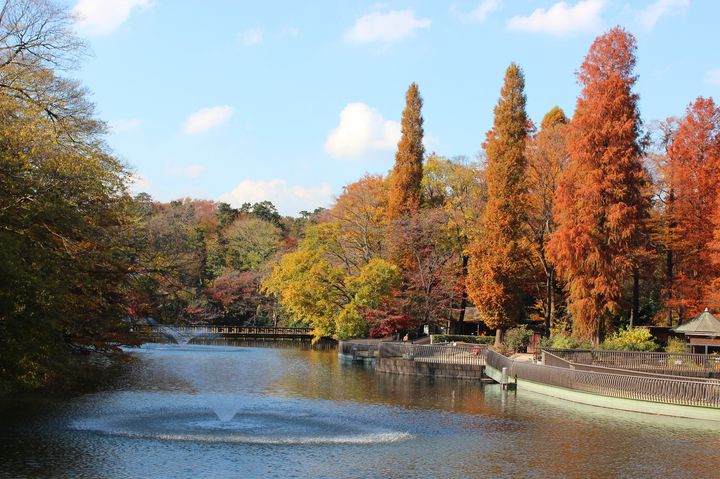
[1,343,719,479]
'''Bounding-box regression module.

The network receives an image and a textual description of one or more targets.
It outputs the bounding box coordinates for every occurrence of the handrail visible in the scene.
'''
[544,348,720,377]
[379,342,488,366]
[542,350,720,382]
[144,325,314,336]
[487,349,720,409]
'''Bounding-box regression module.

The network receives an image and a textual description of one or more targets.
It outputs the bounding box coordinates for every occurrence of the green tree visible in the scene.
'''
[210,217,281,274]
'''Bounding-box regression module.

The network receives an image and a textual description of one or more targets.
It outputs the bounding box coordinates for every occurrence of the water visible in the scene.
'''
[2,344,720,479]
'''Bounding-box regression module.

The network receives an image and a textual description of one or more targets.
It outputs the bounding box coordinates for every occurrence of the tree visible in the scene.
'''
[328,174,388,266]
[0,0,134,390]
[664,98,720,317]
[262,224,399,340]
[526,107,569,336]
[209,216,281,274]
[548,27,650,343]
[388,208,461,330]
[422,155,486,331]
[388,82,424,220]
[467,63,531,345]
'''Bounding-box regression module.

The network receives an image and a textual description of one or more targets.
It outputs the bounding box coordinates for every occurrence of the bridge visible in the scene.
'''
[141,325,314,344]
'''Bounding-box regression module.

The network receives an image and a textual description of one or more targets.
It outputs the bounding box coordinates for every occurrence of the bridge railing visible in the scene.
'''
[145,325,314,336]
[543,348,720,377]
[487,349,720,409]
[379,342,487,366]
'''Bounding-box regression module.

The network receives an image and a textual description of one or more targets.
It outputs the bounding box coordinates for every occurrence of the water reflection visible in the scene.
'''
[1,343,719,479]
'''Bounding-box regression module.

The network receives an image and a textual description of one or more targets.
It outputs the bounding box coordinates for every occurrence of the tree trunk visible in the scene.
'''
[544,266,554,338]
[666,188,675,327]
[495,328,503,347]
[456,255,469,334]
[666,246,673,327]
[631,267,640,328]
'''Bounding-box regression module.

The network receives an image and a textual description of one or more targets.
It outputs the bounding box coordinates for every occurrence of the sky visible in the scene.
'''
[66,0,720,215]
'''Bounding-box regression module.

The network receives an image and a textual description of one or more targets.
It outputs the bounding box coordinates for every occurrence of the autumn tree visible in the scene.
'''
[262,224,399,340]
[388,208,461,330]
[328,174,388,266]
[548,27,650,343]
[0,0,135,391]
[422,155,486,331]
[387,82,424,220]
[467,63,531,345]
[526,107,569,336]
[663,98,720,317]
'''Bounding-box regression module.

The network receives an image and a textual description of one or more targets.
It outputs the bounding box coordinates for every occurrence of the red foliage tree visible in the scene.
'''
[665,98,720,317]
[548,27,650,342]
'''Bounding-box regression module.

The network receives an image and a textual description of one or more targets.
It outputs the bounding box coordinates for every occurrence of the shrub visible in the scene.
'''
[432,334,495,345]
[665,337,688,354]
[602,327,660,352]
[503,325,533,353]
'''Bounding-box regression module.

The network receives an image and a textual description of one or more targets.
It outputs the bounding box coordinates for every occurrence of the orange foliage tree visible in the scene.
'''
[467,63,531,344]
[388,82,424,220]
[328,174,389,269]
[548,27,650,342]
[664,98,720,317]
[526,107,569,336]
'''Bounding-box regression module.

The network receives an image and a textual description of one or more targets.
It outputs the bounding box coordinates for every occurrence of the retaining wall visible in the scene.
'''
[376,357,485,380]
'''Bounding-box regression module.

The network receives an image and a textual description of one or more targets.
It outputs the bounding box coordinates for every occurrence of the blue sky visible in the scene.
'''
[67,0,720,215]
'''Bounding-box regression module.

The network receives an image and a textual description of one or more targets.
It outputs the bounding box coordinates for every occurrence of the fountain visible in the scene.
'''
[71,344,413,445]
[155,325,216,345]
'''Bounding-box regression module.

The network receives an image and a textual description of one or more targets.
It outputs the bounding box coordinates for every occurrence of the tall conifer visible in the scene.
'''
[548,27,650,342]
[667,98,720,316]
[388,82,424,219]
[467,63,530,344]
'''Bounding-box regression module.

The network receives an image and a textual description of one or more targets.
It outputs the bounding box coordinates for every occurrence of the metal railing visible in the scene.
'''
[147,326,314,336]
[338,340,381,358]
[544,348,720,377]
[379,342,487,366]
[487,349,720,409]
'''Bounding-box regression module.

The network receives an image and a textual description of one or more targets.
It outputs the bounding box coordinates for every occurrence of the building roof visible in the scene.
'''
[673,308,720,337]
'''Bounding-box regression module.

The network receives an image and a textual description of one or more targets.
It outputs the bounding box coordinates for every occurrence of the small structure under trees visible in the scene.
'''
[673,308,720,354]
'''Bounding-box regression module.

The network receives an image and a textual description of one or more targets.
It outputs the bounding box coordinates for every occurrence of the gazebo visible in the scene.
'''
[673,308,720,354]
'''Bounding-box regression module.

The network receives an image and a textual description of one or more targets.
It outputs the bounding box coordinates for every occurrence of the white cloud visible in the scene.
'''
[507,0,604,36]
[344,9,431,44]
[238,28,263,46]
[636,0,689,31]
[277,26,300,39]
[705,68,720,87]
[454,0,503,23]
[182,106,234,135]
[219,179,333,216]
[164,164,207,179]
[325,103,400,159]
[109,118,142,133]
[73,0,151,36]
[128,173,151,195]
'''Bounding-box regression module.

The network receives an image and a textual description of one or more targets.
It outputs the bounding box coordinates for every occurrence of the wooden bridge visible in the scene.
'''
[142,325,314,343]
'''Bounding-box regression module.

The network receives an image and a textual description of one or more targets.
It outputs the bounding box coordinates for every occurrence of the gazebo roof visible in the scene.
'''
[673,308,720,337]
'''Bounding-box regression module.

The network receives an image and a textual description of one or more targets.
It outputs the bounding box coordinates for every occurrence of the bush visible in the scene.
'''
[503,325,533,353]
[602,327,660,352]
[665,337,688,354]
[431,334,495,345]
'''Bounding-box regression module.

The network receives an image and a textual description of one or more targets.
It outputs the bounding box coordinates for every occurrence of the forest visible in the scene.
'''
[2,0,720,391]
